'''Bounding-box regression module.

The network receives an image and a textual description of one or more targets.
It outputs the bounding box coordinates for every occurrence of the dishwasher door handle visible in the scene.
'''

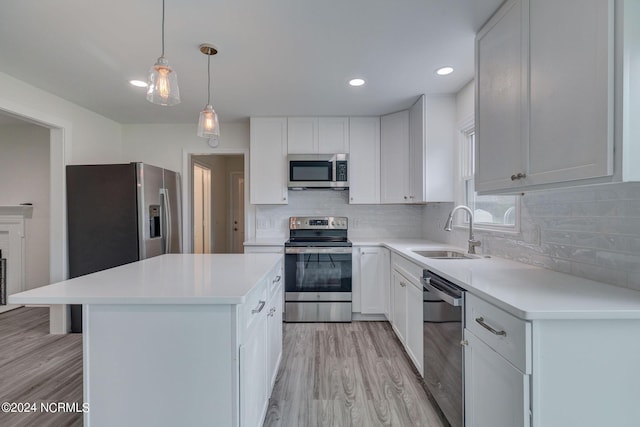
[421,277,463,307]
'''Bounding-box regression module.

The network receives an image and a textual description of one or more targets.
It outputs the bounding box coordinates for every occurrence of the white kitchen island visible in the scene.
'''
[9,253,284,427]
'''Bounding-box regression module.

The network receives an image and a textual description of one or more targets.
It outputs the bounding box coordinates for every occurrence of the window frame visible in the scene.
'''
[456,118,521,233]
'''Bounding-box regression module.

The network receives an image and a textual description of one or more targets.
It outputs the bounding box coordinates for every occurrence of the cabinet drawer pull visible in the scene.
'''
[272,275,281,283]
[475,317,507,336]
[510,172,527,181]
[252,300,266,314]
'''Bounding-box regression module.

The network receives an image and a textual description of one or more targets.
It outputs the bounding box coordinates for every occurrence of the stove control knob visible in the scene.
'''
[331,221,335,226]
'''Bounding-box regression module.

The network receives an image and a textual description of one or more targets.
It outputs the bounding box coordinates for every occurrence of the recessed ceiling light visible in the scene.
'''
[349,78,366,87]
[435,66,454,76]
[129,80,148,88]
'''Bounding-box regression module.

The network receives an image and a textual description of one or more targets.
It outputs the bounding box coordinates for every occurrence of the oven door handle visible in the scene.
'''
[285,247,352,254]
[421,277,463,307]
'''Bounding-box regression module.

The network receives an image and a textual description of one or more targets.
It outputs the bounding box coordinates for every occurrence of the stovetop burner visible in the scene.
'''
[286,216,350,247]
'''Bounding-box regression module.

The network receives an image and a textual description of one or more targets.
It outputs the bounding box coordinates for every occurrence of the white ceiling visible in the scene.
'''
[0,0,503,124]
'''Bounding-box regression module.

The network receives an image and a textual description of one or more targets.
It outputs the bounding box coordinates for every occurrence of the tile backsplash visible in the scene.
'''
[255,191,424,240]
[423,183,640,292]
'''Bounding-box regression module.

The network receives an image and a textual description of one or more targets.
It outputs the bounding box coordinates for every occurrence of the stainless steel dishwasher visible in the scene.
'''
[421,270,464,427]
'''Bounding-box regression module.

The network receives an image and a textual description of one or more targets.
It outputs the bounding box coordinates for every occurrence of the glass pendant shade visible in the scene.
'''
[146,56,181,106]
[197,104,220,138]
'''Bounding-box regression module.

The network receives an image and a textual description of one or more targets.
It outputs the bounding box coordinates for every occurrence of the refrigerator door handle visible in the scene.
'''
[161,189,171,254]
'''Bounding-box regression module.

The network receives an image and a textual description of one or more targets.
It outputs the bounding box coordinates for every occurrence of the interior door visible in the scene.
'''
[230,172,245,253]
[193,163,211,254]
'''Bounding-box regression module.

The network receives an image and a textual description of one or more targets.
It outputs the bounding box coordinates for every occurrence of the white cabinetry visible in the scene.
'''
[266,269,283,390]
[390,254,424,375]
[381,110,411,203]
[476,0,616,193]
[464,292,531,427]
[463,291,640,427]
[358,246,390,315]
[348,117,380,204]
[464,330,530,427]
[239,299,268,427]
[391,270,407,341]
[287,117,349,154]
[239,259,283,427]
[381,95,454,203]
[249,118,288,204]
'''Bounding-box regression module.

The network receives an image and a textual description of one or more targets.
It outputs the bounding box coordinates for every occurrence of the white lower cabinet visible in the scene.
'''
[464,330,530,427]
[391,269,408,343]
[266,278,283,389]
[240,310,268,427]
[358,246,390,315]
[464,292,531,427]
[238,259,283,427]
[390,254,424,375]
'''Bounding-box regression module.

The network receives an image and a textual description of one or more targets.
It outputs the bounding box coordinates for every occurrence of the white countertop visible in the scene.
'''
[243,238,286,246]
[9,253,282,305]
[375,240,640,320]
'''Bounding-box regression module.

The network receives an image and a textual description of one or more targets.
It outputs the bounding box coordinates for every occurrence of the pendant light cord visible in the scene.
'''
[161,0,165,57]
[207,53,211,105]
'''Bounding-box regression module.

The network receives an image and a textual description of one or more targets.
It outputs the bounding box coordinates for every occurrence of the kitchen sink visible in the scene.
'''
[412,250,479,259]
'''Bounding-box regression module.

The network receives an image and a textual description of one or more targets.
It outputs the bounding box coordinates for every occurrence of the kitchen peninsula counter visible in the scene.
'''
[9,253,284,427]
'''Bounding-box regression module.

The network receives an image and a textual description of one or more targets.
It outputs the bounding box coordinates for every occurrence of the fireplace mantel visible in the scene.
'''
[0,205,33,219]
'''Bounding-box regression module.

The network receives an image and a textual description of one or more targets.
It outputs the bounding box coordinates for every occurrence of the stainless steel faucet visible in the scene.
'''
[444,205,481,254]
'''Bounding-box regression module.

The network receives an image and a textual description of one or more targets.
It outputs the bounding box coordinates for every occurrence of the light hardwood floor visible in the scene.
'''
[264,322,446,427]
[0,307,82,427]
[0,309,444,427]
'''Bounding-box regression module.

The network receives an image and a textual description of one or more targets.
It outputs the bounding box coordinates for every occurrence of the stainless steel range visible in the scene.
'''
[284,216,352,322]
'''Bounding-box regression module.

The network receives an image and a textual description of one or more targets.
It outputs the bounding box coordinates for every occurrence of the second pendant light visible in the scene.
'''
[197,44,220,147]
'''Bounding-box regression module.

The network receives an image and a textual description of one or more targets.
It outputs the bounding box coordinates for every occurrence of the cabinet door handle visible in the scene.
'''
[510,172,527,181]
[252,300,266,314]
[272,275,281,283]
[404,196,408,200]
[475,317,507,336]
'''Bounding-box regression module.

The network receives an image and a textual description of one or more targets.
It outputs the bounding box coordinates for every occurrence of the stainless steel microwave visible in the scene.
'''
[287,154,348,189]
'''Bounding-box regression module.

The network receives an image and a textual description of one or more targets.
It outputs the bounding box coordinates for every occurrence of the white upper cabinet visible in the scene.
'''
[287,117,317,153]
[349,117,380,204]
[381,95,454,204]
[528,0,613,186]
[475,0,528,193]
[476,0,620,194]
[381,110,411,203]
[286,117,349,154]
[318,117,349,153]
[249,117,288,205]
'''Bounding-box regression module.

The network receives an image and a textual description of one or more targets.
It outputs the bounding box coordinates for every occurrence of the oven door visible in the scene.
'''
[284,247,352,300]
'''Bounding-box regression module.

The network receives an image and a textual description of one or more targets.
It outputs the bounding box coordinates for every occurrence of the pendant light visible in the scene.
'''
[146,0,180,106]
[197,43,220,147]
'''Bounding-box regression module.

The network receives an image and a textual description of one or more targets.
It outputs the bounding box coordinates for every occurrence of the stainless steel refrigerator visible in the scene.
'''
[66,163,181,332]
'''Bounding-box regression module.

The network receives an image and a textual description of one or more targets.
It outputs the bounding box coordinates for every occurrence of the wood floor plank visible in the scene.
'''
[0,307,83,427]
[265,321,446,427]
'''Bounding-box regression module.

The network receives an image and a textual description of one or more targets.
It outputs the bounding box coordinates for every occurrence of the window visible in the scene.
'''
[460,130,518,229]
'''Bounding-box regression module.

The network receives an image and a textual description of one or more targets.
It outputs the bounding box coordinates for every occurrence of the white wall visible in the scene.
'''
[424,80,640,292]
[0,71,123,165]
[122,122,249,172]
[0,124,50,290]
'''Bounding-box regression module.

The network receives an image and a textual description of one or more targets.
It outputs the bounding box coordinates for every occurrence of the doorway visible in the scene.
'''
[193,163,211,254]
[191,154,245,254]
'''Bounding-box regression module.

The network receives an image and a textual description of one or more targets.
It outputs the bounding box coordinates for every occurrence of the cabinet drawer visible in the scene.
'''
[391,253,423,282]
[465,293,531,373]
[242,282,268,333]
